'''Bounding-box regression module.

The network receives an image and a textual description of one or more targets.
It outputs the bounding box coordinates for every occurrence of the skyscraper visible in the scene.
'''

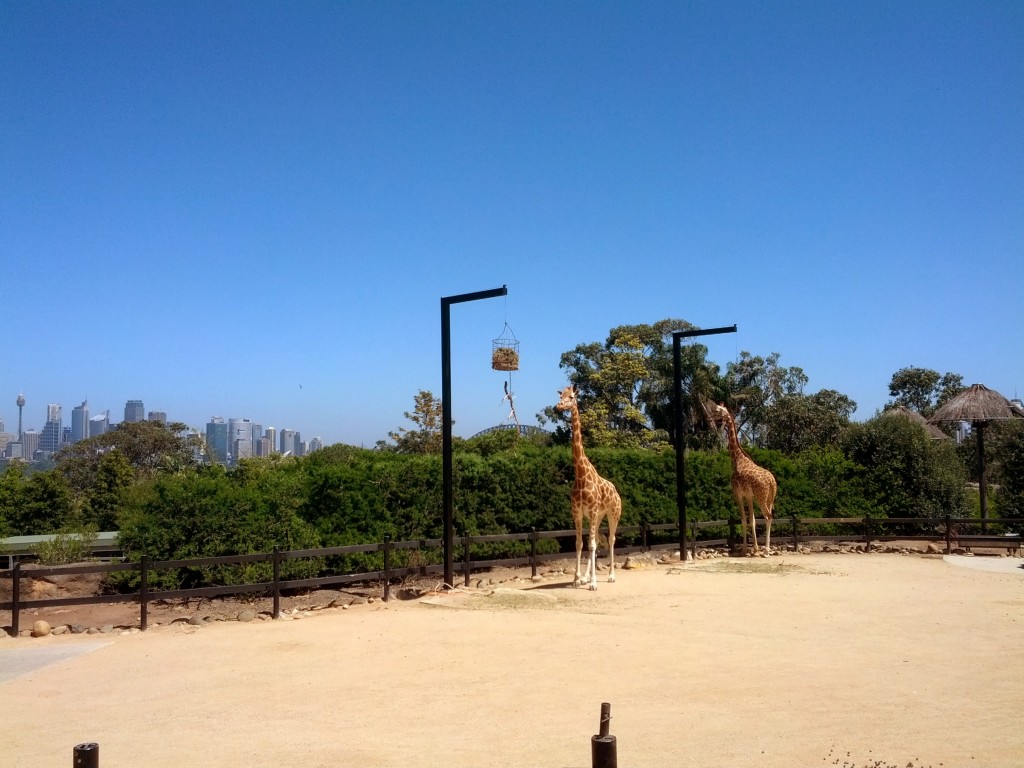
[148,411,167,424]
[124,400,145,423]
[89,412,110,437]
[228,418,254,463]
[71,400,90,443]
[40,404,62,453]
[279,428,296,456]
[206,417,229,464]
[264,426,277,454]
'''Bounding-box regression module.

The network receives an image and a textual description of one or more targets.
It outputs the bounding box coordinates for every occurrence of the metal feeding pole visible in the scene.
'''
[441,285,508,588]
[673,325,737,561]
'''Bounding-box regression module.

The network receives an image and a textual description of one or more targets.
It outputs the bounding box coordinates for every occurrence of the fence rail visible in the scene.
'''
[2,516,1019,636]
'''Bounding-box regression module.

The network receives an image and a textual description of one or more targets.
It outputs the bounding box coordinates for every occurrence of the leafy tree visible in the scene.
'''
[82,450,135,531]
[382,390,448,454]
[887,367,964,416]
[5,469,75,534]
[56,420,204,491]
[763,389,857,453]
[843,415,966,519]
[543,319,723,449]
[723,351,808,446]
[994,422,1024,522]
[0,463,26,539]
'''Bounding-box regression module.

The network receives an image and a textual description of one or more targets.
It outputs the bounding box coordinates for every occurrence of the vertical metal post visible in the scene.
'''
[672,324,736,563]
[272,548,281,619]
[11,561,21,636]
[441,285,507,588]
[140,556,149,631]
[591,702,617,768]
[382,536,391,602]
[792,515,799,551]
[672,334,686,560]
[945,514,952,555]
[530,528,538,578]
[462,532,471,587]
[73,742,98,768]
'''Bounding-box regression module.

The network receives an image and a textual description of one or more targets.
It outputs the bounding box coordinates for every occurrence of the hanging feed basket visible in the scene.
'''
[492,325,520,371]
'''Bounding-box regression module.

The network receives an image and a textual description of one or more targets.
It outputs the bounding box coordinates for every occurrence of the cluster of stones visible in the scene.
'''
[3,595,378,640]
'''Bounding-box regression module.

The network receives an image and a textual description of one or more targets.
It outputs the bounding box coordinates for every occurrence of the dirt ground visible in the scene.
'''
[3,552,1023,768]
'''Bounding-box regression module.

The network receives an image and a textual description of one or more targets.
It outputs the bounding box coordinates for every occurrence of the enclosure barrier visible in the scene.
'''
[3,516,1019,636]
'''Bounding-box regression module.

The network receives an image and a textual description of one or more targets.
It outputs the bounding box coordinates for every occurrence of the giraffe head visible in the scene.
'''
[555,385,579,414]
[706,401,732,430]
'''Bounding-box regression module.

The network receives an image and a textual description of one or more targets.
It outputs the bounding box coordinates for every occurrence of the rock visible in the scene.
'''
[52,625,68,635]
[188,616,205,626]
[32,620,51,637]
[70,624,87,634]
[87,627,100,634]
[100,624,114,634]
[623,554,658,570]
[237,610,256,622]
[926,543,942,554]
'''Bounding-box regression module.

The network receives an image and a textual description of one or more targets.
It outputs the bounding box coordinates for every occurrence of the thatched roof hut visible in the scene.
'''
[929,383,1024,423]
[882,405,949,440]
[928,383,1024,524]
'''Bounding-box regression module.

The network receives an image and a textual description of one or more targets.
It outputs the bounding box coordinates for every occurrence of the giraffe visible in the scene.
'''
[708,402,777,556]
[556,385,622,590]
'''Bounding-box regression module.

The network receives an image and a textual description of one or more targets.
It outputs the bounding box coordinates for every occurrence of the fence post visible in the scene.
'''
[462,532,471,587]
[728,516,738,555]
[272,548,281,619]
[945,515,952,554]
[11,561,21,636]
[140,556,149,632]
[690,519,699,561]
[863,517,871,552]
[530,528,538,579]
[792,515,799,551]
[591,702,617,768]
[382,536,392,603]
[73,742,98,768]
[640,521,649,552]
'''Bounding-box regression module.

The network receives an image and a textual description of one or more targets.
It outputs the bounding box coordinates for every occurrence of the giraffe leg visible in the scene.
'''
[738,505,749,556]
[749,501,761,555]
[587,526,599,590]
[606,512,619,584]
[764,509,773,557]
[573,519,584,588]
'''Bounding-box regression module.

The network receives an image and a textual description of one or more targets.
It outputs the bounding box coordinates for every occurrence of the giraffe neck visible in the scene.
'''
[570,403,591,472]
[723,415,754,469]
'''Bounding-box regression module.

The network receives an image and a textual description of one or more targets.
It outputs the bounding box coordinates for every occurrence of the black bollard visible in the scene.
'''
[73,742,99,768]
[591,702,617,768]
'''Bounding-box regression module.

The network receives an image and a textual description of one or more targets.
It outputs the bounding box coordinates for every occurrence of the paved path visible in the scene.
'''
[0,640,111,684]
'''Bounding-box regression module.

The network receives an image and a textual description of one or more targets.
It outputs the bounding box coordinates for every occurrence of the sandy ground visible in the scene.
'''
[2,553,1023,768]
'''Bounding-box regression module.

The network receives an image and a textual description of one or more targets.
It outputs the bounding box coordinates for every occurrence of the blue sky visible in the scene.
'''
[2,1,1021,447]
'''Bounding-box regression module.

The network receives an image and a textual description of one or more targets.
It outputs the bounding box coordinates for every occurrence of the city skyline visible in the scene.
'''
[0,392,326,460]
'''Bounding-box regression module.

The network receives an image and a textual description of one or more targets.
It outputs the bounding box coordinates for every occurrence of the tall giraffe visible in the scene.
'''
[708,402,777,556]
[556,385,622,589]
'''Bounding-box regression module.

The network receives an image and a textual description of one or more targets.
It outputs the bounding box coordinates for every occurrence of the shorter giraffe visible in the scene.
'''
[556,385,622,589]
[708,402,777,556]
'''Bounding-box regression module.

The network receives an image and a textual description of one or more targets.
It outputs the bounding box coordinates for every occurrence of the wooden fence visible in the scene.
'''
[2,516,1019,636]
